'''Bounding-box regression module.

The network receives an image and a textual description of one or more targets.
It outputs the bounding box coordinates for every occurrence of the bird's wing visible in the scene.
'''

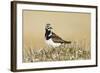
[51,32,65,43]
[51,32,71,44]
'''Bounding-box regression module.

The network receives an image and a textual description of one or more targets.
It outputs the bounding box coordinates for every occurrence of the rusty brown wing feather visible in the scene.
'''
[51,32,71,44]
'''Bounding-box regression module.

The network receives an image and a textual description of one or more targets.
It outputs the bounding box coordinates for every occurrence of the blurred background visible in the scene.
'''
[23,10,91,50]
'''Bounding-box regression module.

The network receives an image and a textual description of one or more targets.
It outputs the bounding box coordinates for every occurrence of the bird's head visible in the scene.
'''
[45,24,53,31]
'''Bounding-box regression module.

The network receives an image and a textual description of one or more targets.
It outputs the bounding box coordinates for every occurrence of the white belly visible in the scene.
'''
[45,39,61,48]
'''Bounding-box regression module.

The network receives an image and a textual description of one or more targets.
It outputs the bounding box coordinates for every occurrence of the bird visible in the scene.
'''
[45,24,71,48]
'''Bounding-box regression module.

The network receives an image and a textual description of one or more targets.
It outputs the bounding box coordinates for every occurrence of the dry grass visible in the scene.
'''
[23,41,91,63]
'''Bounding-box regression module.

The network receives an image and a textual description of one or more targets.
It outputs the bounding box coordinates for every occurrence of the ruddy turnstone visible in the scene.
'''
[45,24,71,48]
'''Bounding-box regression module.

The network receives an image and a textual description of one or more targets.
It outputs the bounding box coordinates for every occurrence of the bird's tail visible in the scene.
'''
[64,41,71,44]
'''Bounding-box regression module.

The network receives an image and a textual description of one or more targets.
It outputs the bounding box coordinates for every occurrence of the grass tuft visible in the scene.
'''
[23,44,91,62]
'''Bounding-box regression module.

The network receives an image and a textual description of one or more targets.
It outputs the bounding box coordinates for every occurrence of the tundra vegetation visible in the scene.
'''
[23,40,91,63]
